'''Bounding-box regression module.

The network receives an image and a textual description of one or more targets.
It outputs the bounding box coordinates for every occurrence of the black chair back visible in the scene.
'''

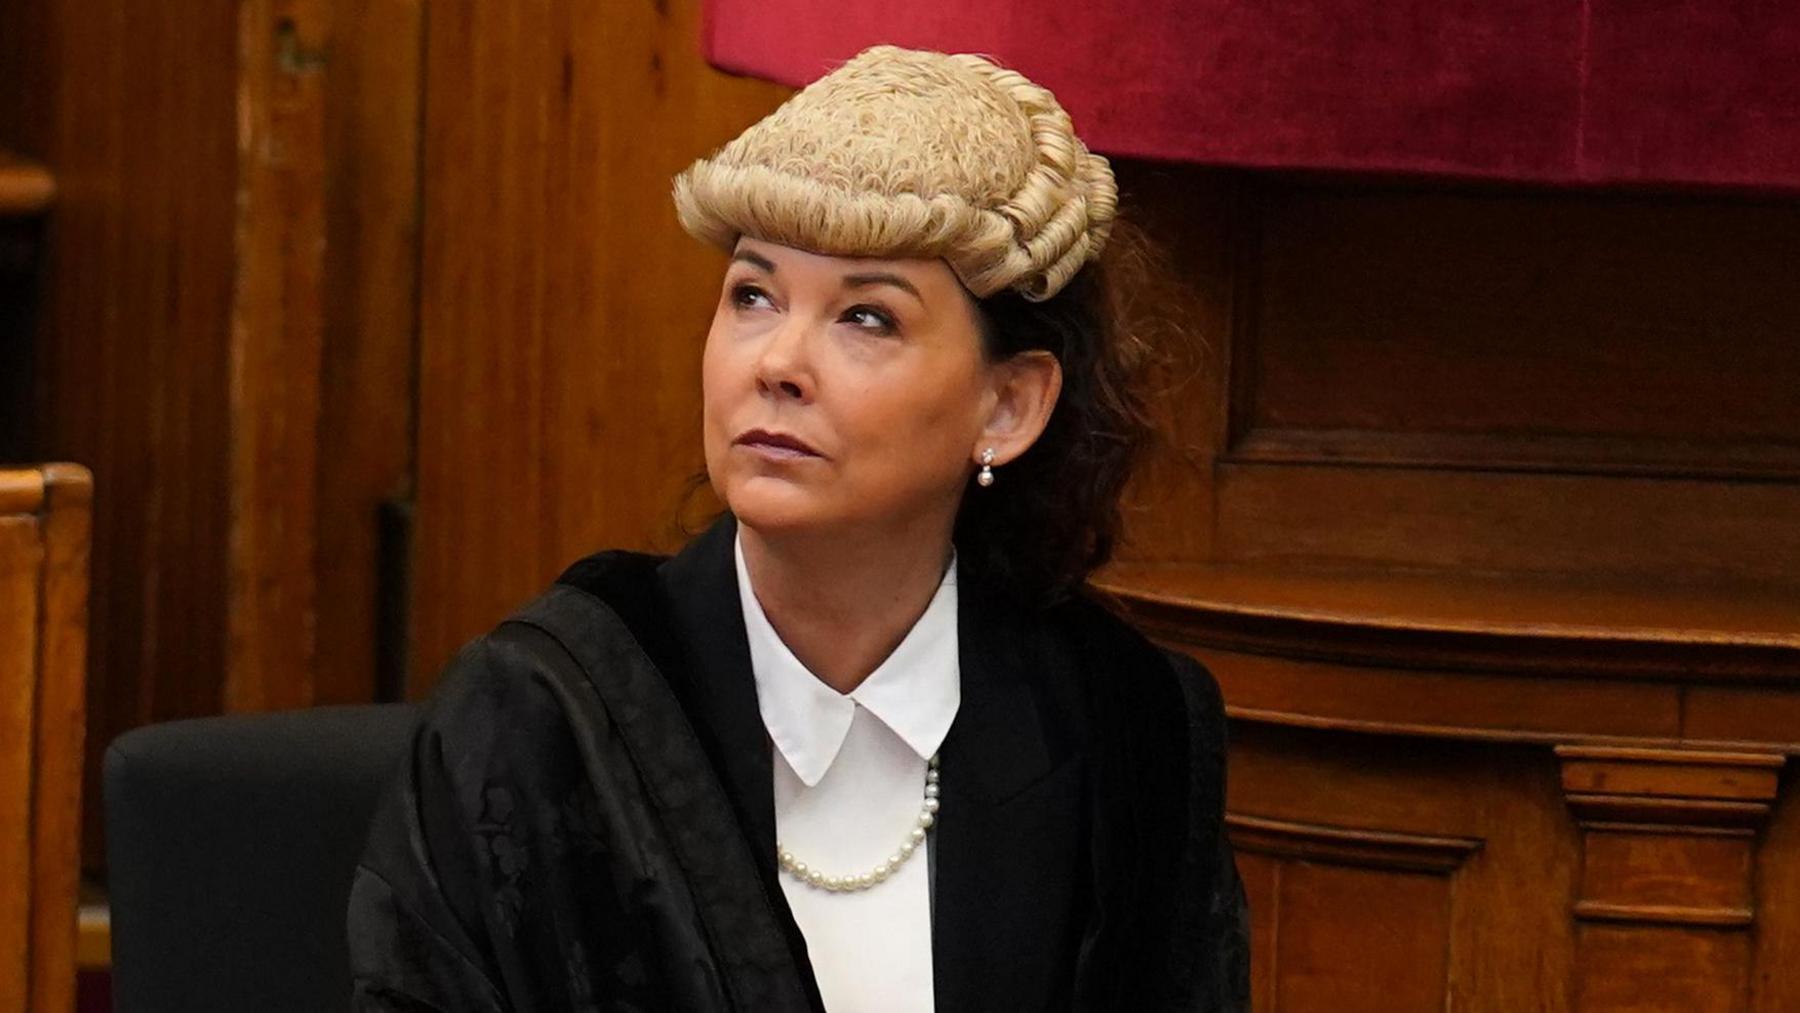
[105,704,419,1013]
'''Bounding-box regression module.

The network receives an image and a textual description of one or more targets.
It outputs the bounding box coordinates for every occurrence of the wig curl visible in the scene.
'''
[672,45,1116,301]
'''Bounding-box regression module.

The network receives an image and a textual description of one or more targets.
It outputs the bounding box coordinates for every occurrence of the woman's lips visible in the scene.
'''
[734,429,823,460]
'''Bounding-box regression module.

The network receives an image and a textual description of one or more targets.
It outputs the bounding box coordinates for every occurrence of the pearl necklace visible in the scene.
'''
[777,753,941,892]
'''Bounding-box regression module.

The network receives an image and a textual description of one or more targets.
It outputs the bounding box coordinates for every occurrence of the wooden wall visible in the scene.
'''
[1102,166,1800,1010]
[2,1,241,872]
[407,0,789,683]
[7,1,1798,1006]
[0,0,793,871]
[1111,169,1800,576]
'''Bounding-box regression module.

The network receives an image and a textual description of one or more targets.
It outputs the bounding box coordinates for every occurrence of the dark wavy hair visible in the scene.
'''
[955,219,1166,606]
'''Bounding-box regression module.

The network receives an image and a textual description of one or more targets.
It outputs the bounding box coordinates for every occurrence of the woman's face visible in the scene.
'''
[701,237,997,540]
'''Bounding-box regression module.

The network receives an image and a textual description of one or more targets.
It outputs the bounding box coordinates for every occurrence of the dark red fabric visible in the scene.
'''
[700,0,1800,193]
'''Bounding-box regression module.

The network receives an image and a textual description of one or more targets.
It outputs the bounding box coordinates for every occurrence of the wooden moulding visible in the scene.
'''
[1572,829,1756,928]
[1558,746,1784,825]
[1228,427,1800,484]
[1554,746,1780,1009]
[1227,811,1483,1011]
[1101,562,1800,683]
[1557,747,1781,925]
[1227,812,1484,874]
[1099,563,1800,751]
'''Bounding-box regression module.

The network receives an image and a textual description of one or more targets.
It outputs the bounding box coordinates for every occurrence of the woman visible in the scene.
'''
[349,45,1249,1012]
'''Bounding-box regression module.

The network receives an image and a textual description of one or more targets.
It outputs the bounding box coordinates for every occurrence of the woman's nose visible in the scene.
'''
[753,318,813,402]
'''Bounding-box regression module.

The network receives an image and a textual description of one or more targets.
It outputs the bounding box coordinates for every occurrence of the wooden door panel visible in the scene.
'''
[1224,722,1581,1010]
[1276,863,1453,1013]
[1577,925,1750,1013]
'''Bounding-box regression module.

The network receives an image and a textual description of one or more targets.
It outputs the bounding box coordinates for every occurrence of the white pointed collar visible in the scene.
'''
[735,532,961,788]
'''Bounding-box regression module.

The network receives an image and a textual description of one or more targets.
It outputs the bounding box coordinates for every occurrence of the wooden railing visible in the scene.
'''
[0,464,91,1013]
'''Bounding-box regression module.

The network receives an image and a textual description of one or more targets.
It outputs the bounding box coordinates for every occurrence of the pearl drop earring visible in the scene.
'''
[977,447,997,487]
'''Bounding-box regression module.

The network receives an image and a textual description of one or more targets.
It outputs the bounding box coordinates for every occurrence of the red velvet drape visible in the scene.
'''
[702,0,1800,193]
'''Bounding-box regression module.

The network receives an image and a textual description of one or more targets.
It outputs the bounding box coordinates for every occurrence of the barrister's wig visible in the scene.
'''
[671,45,1118,302]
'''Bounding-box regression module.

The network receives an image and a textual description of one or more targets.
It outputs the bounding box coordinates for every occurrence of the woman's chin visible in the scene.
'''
[722,481,838,535]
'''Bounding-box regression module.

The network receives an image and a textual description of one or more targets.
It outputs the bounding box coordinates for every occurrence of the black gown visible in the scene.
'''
[346,515,1250,1011]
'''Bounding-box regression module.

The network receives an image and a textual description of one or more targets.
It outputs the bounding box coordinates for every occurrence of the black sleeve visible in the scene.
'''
[1165,649,1252,1012]
[348,618,710,1013]
[346,637,516,1012]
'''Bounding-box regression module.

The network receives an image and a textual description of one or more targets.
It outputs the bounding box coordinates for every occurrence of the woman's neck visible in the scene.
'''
[739,516,955,695]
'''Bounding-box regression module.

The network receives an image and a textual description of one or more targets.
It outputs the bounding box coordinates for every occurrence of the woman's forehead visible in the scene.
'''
[732,236,954,282]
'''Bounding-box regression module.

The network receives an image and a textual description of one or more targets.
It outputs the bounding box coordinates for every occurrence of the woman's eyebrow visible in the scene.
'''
[840,272,923,305]
[730,249,777,273]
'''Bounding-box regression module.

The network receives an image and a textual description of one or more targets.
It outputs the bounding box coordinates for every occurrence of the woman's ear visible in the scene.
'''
[975,350,1063,466]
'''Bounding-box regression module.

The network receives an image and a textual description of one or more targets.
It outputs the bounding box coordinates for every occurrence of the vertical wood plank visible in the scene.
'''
[1234,850,1279,1013]
[0,514,44,1012]
[28,464,88,1013]
[313,0,425,705]
[225,0,331,712]
[1752,779,1800,1012]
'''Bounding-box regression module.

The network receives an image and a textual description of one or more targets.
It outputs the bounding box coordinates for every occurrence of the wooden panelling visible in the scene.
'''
[1233,185,1800,477]
[1576,925,1751,1013]
[1751,772,1800,1012]
[1275,863,1451,1012]
[1149,583,1800,1007]
[1227,814,1478,1011]
[28,465,88,1013]
[1225,723,1581,1010]
[228,0,425,711]
[1107,561,1800,682]
[1236,851,1279,1012]
[1,211,46,463]
[1687,689,1800,749]
[0,515,43,1012]
[15,0,241,871]
[0,465,88,1013]
[1109,163,1242,567]
[408,0,791,688]
[4,3,1795,1006]
[1577,830,1753,923]
[313,0,424,705]
[1560,747,1783,805]
[1112,169,1800,596]
[0,17,31,146]
[1228,813,1481,872]
[1558,747,1781,1009]
[7,0,427,869]
[1194,649,1682,744]
[227,0,330,712]
[1215,463,1800,583]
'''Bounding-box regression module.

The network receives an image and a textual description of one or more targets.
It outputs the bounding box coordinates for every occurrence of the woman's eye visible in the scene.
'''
[842,305,897,333]
[730,283,772,309]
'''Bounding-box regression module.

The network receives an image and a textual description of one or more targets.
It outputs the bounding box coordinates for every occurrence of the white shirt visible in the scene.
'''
[734,534,961,1013]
